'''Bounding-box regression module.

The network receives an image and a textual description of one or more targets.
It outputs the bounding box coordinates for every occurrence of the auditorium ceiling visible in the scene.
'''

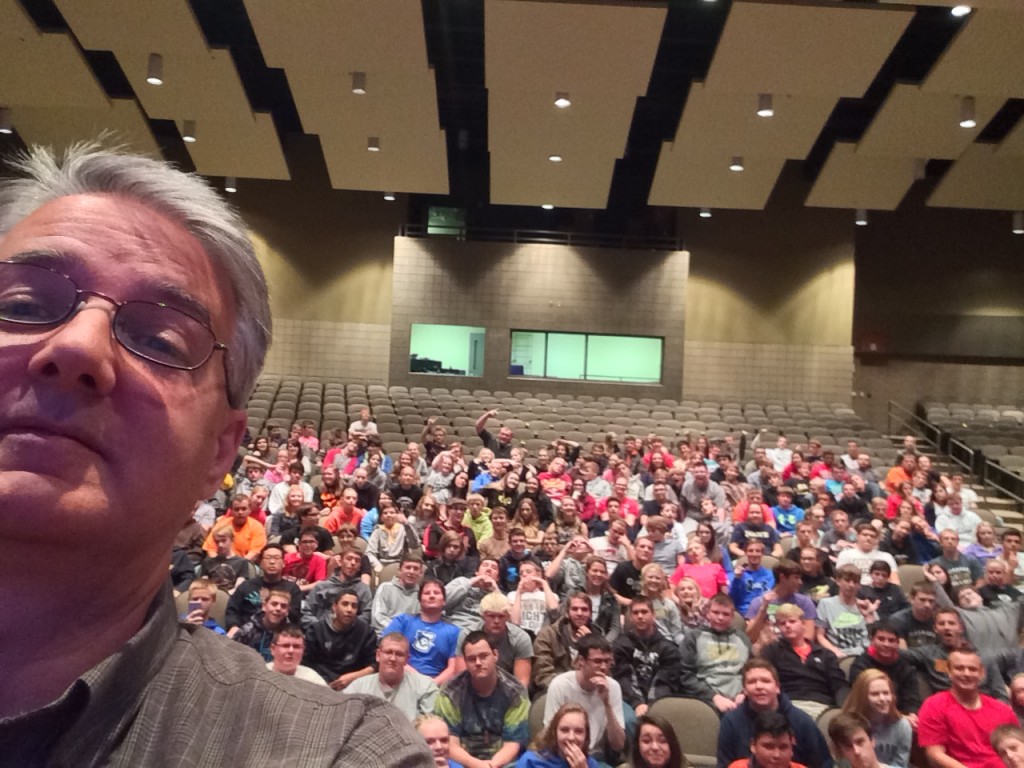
[1,0,1023,228]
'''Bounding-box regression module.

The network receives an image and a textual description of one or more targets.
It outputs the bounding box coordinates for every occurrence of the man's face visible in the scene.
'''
[270,634,304,674]
[0,195,244,578]
[509,533,527,555]
[464,639,498,682]
[188,588,215,617]
[987,562,1008,587]
[744,668,780,710]
[750,733,795,768]
[214,534,233,556]
[707,601,734,633]
[1005,534,1022,555]
[567,597,592,629]
[872,629,900,662]
[948,652,983,694]
[910,590,935,617]
[341,489,357,509]
[353,469,368,487]
[420,582,446,611]
[996,735,1024,768]
[777,615,805,643]
[833,512,849,532]
[264,594,290,625]
[399,561,424,587]
[799,549,821,576]
[332,593,359,626]
[630,602,655,634]
[321,466,338,486]
[747,505,765,525]
[857,453,871,470]
[498,426,512,444]
[836,729,877,768]
[231,499,250,523]
[935,612,963,646]
[377,638,409,683]
[745,543,764,568]
[339,551,361,578]
[940,530,959,552]
[482,610,508,637]
[857,527,878,552]
[578,648,613,681]
[692,465,709,486]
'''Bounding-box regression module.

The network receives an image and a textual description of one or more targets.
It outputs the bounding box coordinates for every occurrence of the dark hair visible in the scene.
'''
[630,595,655,613]
[260,543,285,559]
[298,526,321,541]
[288,461,304,473]
[828,711,872,749]
[272,624,304,643]
[418,577,445,600]
[401,552,424,566]
[751,711,793,741]
[297,504,318,519]
[773,560,801,579]
[909,580,936,597]
[742,658,780,685]
[575,633,612,659]
[868,619,900,638]
[629,714,685,768]
[462,630,496,654]
[333,588,360,605]
[869,559,892,576]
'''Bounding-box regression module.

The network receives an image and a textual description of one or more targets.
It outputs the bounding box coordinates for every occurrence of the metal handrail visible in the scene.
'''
[947,436,977,474]
[886,400,941,449]
[983,460,1024,505]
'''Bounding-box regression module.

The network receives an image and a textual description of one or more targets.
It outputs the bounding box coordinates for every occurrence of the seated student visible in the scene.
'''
[435,631,530,768]
[302,589,377,690]
[992,724,1024,768]
[416,714,464,768]
[771,487,805,536]
[266,624,327,686]
[641,516,687,573]
[458,593,533,690]
[856,561,909,619]
[345,632,439,721]
[671,539,728,598]
[180,578,227,635]
[840,670,912,768]
[198,527,259,592]
[545,634,627,763]
[382,578,464,686]
[282,527,331,591]
[929,529,984,590]
[836,524,900,586]
[816,565,876,658]
[795,547,838,604]
[827,712,897,768]
[443,557,502,631]
[202,493,268,560]
[365,502,419,572]
[980,558,1023,607]
[612,597,682,717]
[533,593,604,694]
[927,566,1024,653]
[234,589,293,662]
[509,559,561,638]
[680,594,753,714]
[516,702,601,768]
[478,506,511,561]
[628,714,686,768]
[888,580,939,649]
[729,540,775,615]
[302,546,372,628]
[589,517,633,575]
[744,560,817,651]
[727,710,808,768]
[371,554,425,634]
[761,604,850,721]
[498,528,535,592]
[716,659,833,768]
[821,509,857,560]
[917,647,1017,768]
[848,620,923,721]
[609,536,655,604]
[729,503,783,560]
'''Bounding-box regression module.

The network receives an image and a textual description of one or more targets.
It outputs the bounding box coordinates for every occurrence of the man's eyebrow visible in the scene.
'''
[4,249,214,327]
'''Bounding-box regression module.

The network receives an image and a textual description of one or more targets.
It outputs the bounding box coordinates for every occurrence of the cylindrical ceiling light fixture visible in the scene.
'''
[146,53,164,85]
[855,208,869,226]
[756,93,774,118]
[959,96,977,128]
[351,71,366,95]
[182,120,197,143]
[729,156,744,172]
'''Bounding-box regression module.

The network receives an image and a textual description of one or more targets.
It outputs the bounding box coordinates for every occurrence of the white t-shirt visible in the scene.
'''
[835,547,898,585]
[509,589,551,635]
[544,671,624,751]
[265,662,328,686]
[589,536,629,572]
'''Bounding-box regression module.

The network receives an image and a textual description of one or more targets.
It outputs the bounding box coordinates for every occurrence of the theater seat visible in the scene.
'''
[648,697,719,767]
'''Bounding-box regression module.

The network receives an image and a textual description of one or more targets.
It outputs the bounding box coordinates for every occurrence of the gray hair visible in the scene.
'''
[0,141,270,408]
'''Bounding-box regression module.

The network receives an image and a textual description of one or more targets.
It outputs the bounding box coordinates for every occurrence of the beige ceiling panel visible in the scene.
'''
[245,0,447,194]
[805,142,915,210]
[0,0,109,109]
[669,83,837,159]
[923,10,1024,96]
[485,0,665,208]
[11,100,161,157]
[56,0,289,180]
[704,1,913,97]
[649,146,785,210]
[857,84,1004,158]
[928,144,1024,210]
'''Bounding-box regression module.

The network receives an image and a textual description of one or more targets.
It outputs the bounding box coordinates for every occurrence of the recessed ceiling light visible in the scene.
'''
[383,192,396,201]
[541,204,554,210]
[146,53,163,86]
[554,92,571,109]
[699,207,712,218]
[951,5,971,17]
[729,156,744,172]
[548,154,563,163]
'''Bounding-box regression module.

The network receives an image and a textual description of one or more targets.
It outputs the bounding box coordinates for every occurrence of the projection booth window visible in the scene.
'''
[509,331,662,383]
[409,324,486,376]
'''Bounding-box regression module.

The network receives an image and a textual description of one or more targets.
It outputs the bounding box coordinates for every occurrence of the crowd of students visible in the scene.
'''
[170,413,1024,768]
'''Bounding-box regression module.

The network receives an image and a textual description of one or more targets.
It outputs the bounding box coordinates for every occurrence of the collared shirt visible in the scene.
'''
[0,586,433,767]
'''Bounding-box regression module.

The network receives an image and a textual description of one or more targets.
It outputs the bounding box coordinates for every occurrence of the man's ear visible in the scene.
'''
[202,408,247,497]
